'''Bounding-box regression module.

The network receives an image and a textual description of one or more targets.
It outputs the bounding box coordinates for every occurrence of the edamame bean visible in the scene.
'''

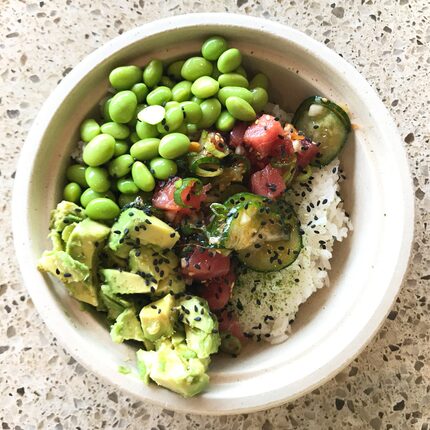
[171,80,192,102]
[63,182,82,203]
[165,101,180,110]
[136,121,158,139]
[167,60,185,80]
[191,96,203,105]
[130,138,160,160]
[217,86,253,105]
[131,83,149,103]
[234,66,248,78]
[158,133,190,159]
[186,123,199,136]
[132,161,155,192]
[191,76,219,99]
[218,73,249,88]
[80,119,100,143]
[249,72,269,90]
[86,198,120,220]
[129,131,140,143]
[100,122,130,139]
[85,166,111,193]
[109,90,137,123]
[160,75,175,89]
[114,141,129,157]
[117,177,140,194]
[146,86,172,106]
[149,157,178,180]
[179,101,202,124]
[216,110,236,132]
[217,48,242,74]
[250,87,269,112]
[108,154,134,178]
[181,57,213,81]
[225,96,256,121]
[83,133,115,167]
[80,189,115,208]
[143,60,163,88]
[198,98,222,128]
[66,164,88,187]
[101,97,112,121]
[163,104,184,132]
[201,36,228,61]
[109,65,142,90]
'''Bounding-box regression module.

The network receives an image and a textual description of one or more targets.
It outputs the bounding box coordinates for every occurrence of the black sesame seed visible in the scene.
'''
[194,316,202,321]
[64,273,72,278]
[55,268,60,275]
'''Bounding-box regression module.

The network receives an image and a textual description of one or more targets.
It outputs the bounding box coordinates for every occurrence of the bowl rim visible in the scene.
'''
[12,13,415,415]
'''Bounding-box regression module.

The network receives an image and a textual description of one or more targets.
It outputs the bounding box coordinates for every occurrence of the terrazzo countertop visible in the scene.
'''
[1,0,429,428]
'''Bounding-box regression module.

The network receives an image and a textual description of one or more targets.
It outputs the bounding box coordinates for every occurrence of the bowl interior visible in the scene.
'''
[17,16,412,414]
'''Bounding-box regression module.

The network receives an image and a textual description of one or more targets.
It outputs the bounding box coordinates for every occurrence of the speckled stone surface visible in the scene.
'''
[1,0,429,428]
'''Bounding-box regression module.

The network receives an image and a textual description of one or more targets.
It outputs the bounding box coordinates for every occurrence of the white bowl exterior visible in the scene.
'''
[12,14,414,414]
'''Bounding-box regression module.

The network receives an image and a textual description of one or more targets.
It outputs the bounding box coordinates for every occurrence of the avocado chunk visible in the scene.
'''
[37,250,99,306]
[108,208,180,257]
[177,296,220,358]
[129,247,186,296]
[110,308,145,344]
[61,223,78,243]
[101,269,156,294]
[99,284,134,321]
[184,326,220,359]
[136,340,209,397]
[139,294,176,342]
[65,218,111,307]
[178,296,216,333]
[50,200,86,233]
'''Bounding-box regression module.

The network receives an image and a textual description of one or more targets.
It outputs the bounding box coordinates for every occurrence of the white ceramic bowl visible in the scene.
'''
[13,14,414,414]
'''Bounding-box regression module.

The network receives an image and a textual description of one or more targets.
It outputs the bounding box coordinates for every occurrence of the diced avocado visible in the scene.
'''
[185,326,220,359]
[110,308,145,344]
[108,208,180,256]
[220,332,242,356]
[65,218,111,307]
[61,223,77,243]
[101,269,155,294]
[66,218,110,269]
[38,250,89,282]
[139,294,176,342]
[49,231,65,252]
[178,296,216,333]
[129,247,186,296]
[37,250,98,306]
[49,200,86,233]
[99,284,134,321]
[136,340,210,397]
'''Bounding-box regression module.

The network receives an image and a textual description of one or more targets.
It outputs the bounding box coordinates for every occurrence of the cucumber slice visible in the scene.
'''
[292,96,351,166]
[207,193,290,251]
[237,208,302,272]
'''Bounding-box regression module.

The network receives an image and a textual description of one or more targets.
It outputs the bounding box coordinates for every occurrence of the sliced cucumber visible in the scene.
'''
[207,193,290,251]
[292,96,351,166]
[237,208,302,272]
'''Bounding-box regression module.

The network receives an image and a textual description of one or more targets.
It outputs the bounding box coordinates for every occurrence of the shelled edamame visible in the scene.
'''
[63,35,271,221]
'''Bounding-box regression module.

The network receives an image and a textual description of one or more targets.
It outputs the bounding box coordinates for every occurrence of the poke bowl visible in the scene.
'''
[12,13,414,414]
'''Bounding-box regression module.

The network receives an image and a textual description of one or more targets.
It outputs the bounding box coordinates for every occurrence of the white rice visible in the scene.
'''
[229,113,352,344]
